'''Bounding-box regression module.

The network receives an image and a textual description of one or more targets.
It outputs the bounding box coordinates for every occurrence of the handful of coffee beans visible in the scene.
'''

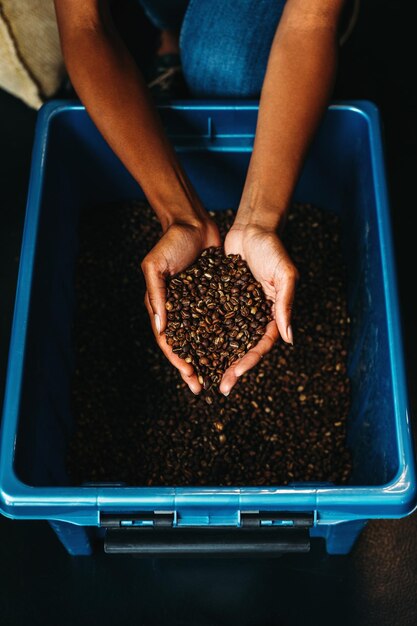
[165,247,272,391]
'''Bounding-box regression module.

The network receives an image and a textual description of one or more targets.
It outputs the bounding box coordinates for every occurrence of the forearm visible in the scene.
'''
[54,0,206,231]
[237,0,345,230]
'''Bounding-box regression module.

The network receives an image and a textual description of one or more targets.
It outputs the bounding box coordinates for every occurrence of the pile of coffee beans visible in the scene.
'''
[166,248,272,391]
[67,201,352,486]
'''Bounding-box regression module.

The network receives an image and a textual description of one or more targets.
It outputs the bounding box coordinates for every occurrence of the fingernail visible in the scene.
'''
[287,325,294,345]
[222,390,230,397]
[187,382,200,395]
[154,314,161,334]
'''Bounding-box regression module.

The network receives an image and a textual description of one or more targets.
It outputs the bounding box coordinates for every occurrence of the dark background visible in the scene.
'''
[1,1,416,624]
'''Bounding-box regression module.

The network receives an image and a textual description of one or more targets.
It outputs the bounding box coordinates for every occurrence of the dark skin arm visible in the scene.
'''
[54,0,220,394]
[220,0,346,394]
[55,0,344,396]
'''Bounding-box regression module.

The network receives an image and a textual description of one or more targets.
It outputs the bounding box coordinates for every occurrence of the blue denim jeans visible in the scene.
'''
[138,0,287,97]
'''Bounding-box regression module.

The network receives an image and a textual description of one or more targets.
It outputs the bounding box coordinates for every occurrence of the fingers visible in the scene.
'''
[145,293,202,394]
[274,267,298,344]
[179,370,203,395]
[219,320,279,396]
[141,256,167,334]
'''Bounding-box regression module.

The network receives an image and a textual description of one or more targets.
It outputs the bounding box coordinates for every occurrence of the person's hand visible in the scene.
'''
[142,217,221,394]
[220,222,298,395]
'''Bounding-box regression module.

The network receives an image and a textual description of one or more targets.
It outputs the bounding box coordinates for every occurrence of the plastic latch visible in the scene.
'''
[240,511,314,528]
[100,512,174,528]
[102,511,314,556]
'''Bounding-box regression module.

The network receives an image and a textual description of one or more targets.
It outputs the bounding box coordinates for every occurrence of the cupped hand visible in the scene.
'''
[142,218,221,393]
[220,222,299,395]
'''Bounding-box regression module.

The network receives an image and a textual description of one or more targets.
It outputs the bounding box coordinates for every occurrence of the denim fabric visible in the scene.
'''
[138,0,287,97]
[137,0,190,31]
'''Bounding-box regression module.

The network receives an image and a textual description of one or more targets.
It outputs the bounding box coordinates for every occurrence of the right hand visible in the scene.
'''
[142,217,221,394]
[219,221,298,395]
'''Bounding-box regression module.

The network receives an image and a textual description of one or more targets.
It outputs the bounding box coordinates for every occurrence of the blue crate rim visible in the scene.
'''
[0,100,415,524]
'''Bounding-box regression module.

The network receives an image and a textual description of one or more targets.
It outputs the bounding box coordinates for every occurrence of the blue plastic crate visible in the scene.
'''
[0,100,415,556]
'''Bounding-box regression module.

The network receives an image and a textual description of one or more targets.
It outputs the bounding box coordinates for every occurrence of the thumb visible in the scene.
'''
[274,268,298,344]
[141,258,167,334]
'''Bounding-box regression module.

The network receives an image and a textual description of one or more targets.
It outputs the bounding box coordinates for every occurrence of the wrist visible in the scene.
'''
[149,187,209,233]
[233,207,286,233]
[158,203,208,233]
[146,167,209,233]
[235,195,287,233]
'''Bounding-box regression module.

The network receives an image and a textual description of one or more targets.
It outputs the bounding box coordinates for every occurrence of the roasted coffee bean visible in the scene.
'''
[166,247,272,390]
[68,201,352,488]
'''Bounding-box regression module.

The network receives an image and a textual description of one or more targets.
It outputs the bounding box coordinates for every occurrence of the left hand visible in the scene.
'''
[219,222,298,395]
